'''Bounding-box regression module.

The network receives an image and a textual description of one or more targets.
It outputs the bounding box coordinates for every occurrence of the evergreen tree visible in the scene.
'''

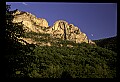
[5,5,25,54]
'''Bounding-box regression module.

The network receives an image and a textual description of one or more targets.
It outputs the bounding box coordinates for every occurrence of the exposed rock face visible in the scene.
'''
[12,10,49,33]
[12,10,95,45]
[51,20,90,43]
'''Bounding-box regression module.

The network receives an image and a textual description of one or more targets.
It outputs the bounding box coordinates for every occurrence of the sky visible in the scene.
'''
[6,2,117,40]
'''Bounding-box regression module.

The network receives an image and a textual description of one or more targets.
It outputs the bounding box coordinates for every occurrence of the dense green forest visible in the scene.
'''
[4,5,117,79]
[93,36,117,53]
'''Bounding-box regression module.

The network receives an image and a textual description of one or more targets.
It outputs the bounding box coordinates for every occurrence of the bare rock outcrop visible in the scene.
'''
[11,10,95,46]
[51,20,91,43]
[12,10,49,33]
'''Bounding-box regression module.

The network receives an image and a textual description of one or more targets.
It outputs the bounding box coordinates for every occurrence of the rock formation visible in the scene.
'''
[50,20,90,43]
[12,10,49,33]
[11,10,95,46]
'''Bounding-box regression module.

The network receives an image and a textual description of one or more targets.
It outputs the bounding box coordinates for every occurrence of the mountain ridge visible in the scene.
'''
[93,36,117,52]
[11,10,95,46]
[5,5,117,78]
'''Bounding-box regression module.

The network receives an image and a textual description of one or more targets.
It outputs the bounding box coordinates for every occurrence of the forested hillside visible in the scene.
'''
[4,5,117,79]
[6,43,117,78]
[93,36,117,53]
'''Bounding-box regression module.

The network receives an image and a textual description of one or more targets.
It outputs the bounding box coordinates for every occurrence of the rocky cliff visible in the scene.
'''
[11,10,95,46]
[51,20,89,43]
[12,10,49,33]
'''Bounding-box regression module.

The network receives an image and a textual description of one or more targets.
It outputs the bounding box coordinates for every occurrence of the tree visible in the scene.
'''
[5,5,25,54]
[5,5,26,78]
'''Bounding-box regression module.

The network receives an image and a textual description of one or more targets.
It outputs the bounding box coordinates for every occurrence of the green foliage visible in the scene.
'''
[5,5,25,55]
[5,5,35,78]
[22,31,51,43]
[6,43,116,78]
[6,5,25,41]
[5,4,117,78]
[93,36,117,53]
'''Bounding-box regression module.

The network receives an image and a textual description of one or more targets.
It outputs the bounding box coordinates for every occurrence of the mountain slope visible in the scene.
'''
[5,8,116,78]
[6,43,117,78]
[93,36,117,52]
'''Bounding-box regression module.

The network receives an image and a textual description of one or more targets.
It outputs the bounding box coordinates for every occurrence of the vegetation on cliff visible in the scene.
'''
[4,5,117,79]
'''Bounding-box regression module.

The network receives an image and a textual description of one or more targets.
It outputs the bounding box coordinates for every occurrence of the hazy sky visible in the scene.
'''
[6,2,117,40]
